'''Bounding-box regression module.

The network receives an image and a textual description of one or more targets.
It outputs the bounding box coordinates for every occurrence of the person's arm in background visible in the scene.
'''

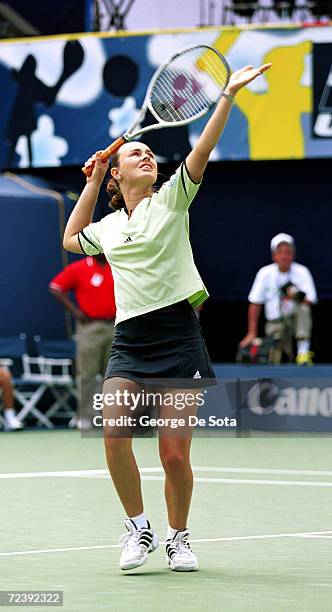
[298,266,318,306]
[63,152,109,253]
[240,303,262,347]
[49,287,91,323]
[240,266,267,347]
[185,63,272,182]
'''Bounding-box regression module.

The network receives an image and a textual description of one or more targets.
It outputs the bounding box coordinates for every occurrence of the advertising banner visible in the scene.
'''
[207,365,332,433]
[0,25,332,168]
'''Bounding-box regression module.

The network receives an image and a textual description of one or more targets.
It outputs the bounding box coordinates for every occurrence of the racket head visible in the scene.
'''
[146,44,230,126]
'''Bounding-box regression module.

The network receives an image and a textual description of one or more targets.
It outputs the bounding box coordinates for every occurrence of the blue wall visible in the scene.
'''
[0,176,77,339]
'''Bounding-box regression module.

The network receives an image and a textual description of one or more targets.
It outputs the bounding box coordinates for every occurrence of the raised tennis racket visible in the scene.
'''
[83,44,230,175]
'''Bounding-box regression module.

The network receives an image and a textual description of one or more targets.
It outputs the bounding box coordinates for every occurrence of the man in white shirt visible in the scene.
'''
[240,233,317,365]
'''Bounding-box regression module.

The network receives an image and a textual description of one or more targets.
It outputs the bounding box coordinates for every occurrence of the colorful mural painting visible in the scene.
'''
[0,25,331,168]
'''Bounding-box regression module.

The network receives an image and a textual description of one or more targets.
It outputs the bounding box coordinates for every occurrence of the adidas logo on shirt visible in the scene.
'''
[124,236,132,243]
[193,370,201,379]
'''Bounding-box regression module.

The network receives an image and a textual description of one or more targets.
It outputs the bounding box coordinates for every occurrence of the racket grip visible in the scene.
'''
[101,137,127,160]
[82,137,127,176]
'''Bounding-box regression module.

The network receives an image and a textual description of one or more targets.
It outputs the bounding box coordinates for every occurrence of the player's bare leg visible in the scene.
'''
[103,377,158,570]
[158,390,198,571]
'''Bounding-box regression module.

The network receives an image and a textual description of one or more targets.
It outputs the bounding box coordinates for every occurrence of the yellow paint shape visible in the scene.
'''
[235,41,311,160]
[196,30,239,86]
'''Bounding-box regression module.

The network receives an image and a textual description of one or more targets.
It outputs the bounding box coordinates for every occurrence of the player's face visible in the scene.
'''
[116,142,157,187]
[273,244,294,272]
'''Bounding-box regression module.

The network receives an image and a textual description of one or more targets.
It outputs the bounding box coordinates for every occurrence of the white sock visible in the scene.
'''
[128,511,148,530]
[166,525,186,540]
[297,339,310,355]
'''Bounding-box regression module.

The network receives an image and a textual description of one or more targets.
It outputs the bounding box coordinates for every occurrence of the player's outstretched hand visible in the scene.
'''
[84,151,109,185]
[228,63,272,96]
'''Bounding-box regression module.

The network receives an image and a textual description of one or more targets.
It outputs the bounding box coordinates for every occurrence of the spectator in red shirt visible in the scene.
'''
[49,254,116,429]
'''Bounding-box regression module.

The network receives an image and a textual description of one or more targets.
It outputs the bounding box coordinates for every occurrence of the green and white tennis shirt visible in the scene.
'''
[79,161,208,325]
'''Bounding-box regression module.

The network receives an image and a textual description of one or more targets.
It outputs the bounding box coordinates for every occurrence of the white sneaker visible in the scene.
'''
[68,415,78,429]
[119,519,159,570]
[68,416,92,430]
[77,418,93,430]
[4,411,24,431]
[166,529,198,572]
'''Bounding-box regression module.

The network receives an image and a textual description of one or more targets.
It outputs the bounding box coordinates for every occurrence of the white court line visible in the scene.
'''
[92,473,332,488]
[0,469,108,479]
[2,468,332,487]
[140,476,332,487]
[2,466,332,479]
[192,467,332,477]
[1,531,332,558]
[295,535,332,539]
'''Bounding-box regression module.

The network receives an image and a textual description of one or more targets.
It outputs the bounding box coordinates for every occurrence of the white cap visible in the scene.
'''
[270,233,295,253]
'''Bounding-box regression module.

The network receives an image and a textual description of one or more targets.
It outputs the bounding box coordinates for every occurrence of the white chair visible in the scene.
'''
[0,337,47,429]
[0,334,30,428]
[16,336,78,427]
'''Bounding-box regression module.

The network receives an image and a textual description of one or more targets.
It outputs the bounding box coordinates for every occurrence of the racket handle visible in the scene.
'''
[101,137,127,160]
[82,137,127,176]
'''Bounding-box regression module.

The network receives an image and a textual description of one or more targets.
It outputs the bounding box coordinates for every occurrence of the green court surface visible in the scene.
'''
[1,431,332,611]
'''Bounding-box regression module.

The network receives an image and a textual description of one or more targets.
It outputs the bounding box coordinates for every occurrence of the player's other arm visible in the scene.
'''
[63,153,109,253]
[186,63,272,183]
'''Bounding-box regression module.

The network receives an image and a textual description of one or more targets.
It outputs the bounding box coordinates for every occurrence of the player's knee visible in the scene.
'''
[160,448,188,473]
[104,437,131,459]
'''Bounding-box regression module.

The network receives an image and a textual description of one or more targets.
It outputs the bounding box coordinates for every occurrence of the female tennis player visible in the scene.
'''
[64,61,271,572]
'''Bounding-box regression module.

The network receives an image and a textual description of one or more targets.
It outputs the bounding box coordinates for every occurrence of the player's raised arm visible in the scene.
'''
[185,63,272,183]
[63,153,109,253]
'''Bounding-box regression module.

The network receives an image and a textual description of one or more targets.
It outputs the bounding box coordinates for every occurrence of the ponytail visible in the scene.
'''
[106,151,125,211]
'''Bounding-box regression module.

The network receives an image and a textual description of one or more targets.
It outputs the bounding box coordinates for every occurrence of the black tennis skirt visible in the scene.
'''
[104,300,216,388]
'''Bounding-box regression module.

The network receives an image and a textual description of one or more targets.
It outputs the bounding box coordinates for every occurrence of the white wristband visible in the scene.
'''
[221,91,235,103]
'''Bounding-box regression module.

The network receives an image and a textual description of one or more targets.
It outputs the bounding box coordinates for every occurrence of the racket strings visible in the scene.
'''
[152,67,212,122]
[152,75,185,122]
[150,47,229,123]
[154,71,210,122]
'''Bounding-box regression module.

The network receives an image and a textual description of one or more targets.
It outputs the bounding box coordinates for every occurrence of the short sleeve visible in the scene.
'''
[154,161,202,212]
[49,263,78,292]
[248,269,266,304]
[78,221,102,255]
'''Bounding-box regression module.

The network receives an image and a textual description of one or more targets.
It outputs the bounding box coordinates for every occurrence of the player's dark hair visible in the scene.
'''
[106,151,125,211]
